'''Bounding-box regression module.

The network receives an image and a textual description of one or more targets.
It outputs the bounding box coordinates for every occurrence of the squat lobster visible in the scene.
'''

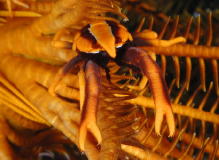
[49,20,186,151]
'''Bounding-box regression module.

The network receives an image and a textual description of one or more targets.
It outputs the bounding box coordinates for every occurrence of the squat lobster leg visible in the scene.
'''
[124,47,175,136]
[49,59,102,151]
[48,55,84,96]
[79,60,102,151]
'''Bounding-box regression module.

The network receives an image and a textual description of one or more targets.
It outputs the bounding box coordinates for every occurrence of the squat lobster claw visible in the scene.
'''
[123,47,175,136]
[49,20,178,151]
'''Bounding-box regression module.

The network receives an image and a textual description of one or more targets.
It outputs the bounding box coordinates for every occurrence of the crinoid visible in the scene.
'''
[0,0,218,160]
[116,2,219,159]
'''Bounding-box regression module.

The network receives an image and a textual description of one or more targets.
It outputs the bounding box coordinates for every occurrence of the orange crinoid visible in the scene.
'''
[0,0,218,160]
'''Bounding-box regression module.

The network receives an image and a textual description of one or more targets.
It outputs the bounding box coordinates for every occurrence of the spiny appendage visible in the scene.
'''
[124,47,175,136]
[79,60,102,151]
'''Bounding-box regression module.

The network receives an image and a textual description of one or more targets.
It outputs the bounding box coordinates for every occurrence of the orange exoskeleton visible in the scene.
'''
[73,21,133,58]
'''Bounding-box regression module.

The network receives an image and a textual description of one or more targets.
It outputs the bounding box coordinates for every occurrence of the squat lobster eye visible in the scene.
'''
[73,21,133,58]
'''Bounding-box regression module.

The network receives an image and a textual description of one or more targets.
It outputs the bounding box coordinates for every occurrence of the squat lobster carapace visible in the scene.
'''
[72,21,133,58]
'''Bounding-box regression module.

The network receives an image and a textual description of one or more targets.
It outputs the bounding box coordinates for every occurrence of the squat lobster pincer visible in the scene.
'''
[49,20,185,151]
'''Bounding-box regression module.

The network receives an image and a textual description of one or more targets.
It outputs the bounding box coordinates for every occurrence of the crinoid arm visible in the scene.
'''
[0,0,125,64]
[123,47,175,136]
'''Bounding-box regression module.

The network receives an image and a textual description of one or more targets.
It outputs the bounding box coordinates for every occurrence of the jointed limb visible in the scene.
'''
[79,60,102,151]
[124,47,175,136]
